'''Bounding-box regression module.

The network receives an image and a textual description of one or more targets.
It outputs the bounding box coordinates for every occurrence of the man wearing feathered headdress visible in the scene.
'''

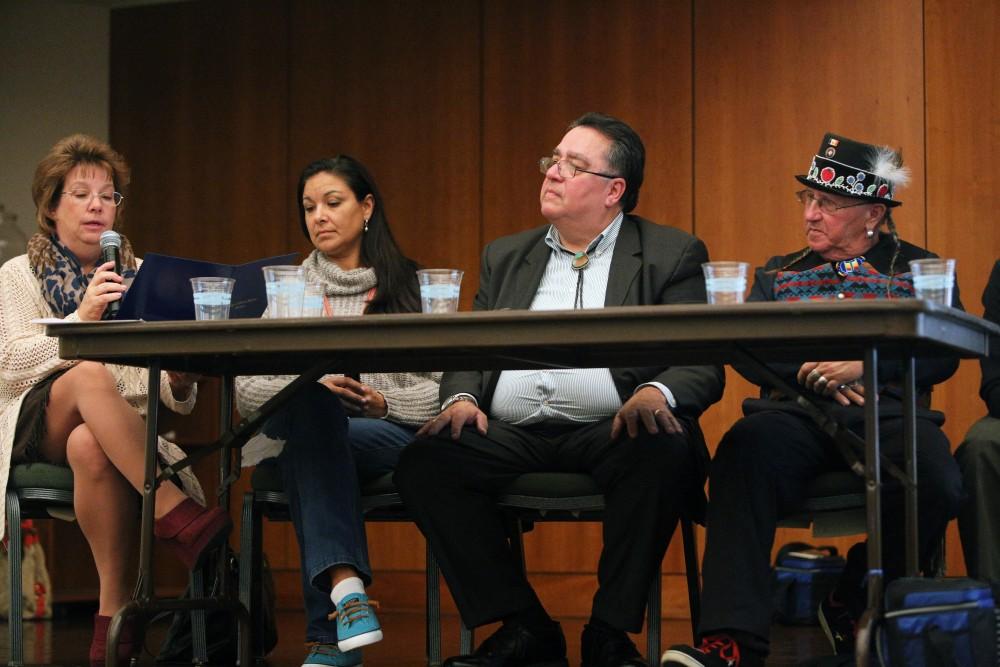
[663,134,965,667]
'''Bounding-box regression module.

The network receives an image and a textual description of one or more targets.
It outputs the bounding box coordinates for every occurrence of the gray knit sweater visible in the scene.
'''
[235,251,441,433]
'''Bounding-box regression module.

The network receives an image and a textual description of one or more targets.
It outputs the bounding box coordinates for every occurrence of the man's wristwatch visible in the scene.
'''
[441,393,478,412]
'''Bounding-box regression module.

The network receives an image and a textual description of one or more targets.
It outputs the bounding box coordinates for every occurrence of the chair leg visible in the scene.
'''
[190,565,209,665]
[6,490,24,667]
[506,516,528,574]
[459,621,474,656]
[681,517,701,640]
[457,522,480,657]
[646,563,661,665]
[425,542,442,666]
[928,534,947,578]
[239,491,264,662]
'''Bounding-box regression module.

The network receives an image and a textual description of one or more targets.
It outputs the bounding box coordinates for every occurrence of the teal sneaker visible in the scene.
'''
[303,642,362,667]
[332,592,383,652]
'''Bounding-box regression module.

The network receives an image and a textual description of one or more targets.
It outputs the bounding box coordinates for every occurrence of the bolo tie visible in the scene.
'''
[571,251,590,309]
[834,255,866,277]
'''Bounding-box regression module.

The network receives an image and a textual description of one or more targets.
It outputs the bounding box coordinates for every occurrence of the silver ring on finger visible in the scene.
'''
[808,369,821,382]
[837,384,848,392]
[815,375,829,388]
[654,409,664,416]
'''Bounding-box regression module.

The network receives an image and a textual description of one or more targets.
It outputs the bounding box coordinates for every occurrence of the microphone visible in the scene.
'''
[99,230,122,319]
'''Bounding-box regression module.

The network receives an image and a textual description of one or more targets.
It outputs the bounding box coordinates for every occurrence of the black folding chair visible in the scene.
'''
[5,463,74,667]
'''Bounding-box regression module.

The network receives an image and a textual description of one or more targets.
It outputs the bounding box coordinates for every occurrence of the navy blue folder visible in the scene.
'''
[115,252,299,321]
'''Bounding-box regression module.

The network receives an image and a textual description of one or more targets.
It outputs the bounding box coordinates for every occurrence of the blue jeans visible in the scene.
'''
[262,381,416,643]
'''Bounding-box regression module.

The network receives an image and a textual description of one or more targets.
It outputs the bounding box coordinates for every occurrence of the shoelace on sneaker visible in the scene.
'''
[699,634,741,665]
[327,597,380,626]
[305,642,341,656]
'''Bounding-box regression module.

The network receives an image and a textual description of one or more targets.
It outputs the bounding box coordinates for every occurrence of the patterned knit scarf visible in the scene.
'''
[26,232,138,316]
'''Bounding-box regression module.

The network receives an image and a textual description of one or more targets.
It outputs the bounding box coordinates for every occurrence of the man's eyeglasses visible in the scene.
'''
[61,190,125,207]
[795,189,869,215]
[539,156,618,180]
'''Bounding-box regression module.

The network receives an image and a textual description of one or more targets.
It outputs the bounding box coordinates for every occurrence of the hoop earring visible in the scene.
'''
[363,218,369,233]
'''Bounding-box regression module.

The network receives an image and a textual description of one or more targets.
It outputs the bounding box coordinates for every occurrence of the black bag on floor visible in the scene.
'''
[155,547,277,663]
[877,577,999,667]
[771,542,846,625]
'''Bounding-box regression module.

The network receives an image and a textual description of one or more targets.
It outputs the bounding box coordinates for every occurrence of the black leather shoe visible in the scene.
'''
[443,620,568,667]
[580,622,647,667]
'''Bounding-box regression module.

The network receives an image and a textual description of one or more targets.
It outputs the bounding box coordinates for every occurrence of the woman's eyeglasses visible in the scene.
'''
[61,190,125,207]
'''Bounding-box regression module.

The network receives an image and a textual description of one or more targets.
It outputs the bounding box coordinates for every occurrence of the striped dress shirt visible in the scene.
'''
[491,213,626,425]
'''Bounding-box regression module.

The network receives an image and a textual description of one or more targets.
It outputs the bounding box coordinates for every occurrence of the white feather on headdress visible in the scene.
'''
[868,145,911,188]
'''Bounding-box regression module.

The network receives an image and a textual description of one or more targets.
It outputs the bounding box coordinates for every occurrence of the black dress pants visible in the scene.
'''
[394,417,701,633]
[698,409,963,646]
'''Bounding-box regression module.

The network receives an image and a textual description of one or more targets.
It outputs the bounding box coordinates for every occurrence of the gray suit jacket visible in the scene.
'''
[440,214,725,418]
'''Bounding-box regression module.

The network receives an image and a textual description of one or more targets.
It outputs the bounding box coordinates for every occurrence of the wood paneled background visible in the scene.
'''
[99,0,1000,624]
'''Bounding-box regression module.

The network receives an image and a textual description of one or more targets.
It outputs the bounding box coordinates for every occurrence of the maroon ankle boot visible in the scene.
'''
[153,498,232,570]
[90,613,142,667]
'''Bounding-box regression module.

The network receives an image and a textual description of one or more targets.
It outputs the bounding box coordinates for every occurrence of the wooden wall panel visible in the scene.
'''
[925,0,1000,575]
[481,0,695,587]
[109,0,291,263]
[286,0,483,295]
[693,0,928,563]
[482,0,693,243]
[694,0,926,265]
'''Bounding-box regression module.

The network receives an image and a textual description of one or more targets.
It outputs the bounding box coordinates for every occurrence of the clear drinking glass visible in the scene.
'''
[909,258,956,306]
[262,265,305,318]
[701,261,749,304]
[416,269,464,313]
[190,277,235,320]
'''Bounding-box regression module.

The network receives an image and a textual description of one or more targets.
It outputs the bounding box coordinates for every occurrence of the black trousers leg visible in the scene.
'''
[394,418,702,632]
[565,419,700,632]
[698,410,963,647]
[394,421,555,628]
[955,416,1000,582]
[699,411,836,643]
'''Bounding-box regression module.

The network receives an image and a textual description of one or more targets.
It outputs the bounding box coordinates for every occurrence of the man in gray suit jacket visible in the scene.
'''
[395,113,724,667]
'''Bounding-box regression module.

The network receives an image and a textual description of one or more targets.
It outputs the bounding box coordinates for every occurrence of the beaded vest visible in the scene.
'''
[774,261,915,301]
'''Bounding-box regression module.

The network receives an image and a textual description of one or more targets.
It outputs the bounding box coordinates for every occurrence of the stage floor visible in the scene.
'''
[3,607,830,666]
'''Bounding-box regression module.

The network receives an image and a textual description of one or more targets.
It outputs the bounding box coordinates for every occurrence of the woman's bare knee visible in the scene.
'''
[45,362,124,445]
[62,361,116,392]
[49,362,117,414]
[66,425,115,480]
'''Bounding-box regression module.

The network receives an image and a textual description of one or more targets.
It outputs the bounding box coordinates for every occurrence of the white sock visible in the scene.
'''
[330,576,365,606]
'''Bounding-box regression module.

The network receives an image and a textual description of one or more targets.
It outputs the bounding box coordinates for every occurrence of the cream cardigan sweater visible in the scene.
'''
[0,254,204,539]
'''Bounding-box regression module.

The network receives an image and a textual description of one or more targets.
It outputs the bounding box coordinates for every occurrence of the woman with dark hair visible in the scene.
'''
[664,134,965,667]
[0,134,230,666]
[236,155,439,667]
